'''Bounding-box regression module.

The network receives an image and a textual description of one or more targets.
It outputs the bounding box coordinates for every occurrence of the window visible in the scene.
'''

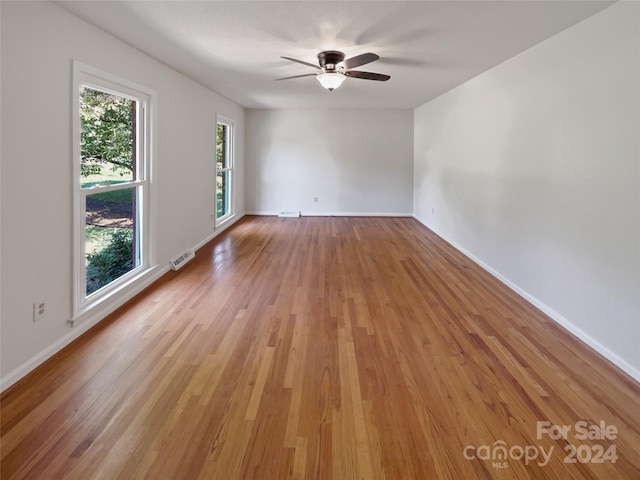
[216,116,234,224]
[73,63,155,320]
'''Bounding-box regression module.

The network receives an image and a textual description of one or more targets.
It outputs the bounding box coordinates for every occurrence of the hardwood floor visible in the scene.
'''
[2,216,639,479]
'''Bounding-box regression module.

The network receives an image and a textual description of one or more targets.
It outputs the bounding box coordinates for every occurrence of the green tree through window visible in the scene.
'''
[80,87,138,295]
[216,118,233,221]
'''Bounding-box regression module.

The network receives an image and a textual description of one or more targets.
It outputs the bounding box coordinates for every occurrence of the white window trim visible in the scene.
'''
[71,61,157,324]
[215,114,235,227]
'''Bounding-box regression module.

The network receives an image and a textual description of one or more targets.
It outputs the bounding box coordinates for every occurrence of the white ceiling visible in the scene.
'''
[57,1,614,109]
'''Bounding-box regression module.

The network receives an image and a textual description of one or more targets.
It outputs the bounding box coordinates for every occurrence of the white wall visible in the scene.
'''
[414,2,640,379]
[246,109,413,216]
[0,1,245,387]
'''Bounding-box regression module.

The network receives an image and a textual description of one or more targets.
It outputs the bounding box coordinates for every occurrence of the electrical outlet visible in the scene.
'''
[314,197,319,203]
[33,300,46,322]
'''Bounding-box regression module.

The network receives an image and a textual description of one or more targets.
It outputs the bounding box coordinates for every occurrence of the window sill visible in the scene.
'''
[70,264,167,327]
[215,213,236,229]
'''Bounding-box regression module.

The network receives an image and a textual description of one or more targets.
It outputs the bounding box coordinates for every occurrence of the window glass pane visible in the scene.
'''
[217,123,228,170]
[80,86,136,188]
[216,171,230,219]
[85,187,139,295]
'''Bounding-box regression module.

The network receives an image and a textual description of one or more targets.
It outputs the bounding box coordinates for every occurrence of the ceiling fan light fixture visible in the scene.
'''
[281,51,388,90]
[316,72,345,91]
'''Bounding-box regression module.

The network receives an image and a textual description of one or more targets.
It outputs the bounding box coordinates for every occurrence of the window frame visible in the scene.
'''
[215,115,235,226]
[72,61,156,323]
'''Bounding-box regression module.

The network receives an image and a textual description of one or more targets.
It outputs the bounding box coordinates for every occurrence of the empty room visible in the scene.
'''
[1,1,639,479]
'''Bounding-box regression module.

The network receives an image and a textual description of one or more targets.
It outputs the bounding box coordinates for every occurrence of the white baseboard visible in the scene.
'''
[0,264,171,392]
[0,213,252,392]
[195,213,244,251]
[412,214,640,383]
[7,212,633,393]
[245,211,413,217]
[244,211,278,216]
[0,215,249,392]
[302,212,414,217]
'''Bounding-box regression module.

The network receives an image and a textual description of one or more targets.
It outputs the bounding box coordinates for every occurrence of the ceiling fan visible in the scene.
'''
[278,50,390,91]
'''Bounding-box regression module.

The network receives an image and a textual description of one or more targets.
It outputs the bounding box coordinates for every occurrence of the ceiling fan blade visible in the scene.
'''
[343,52,379,69]
[276,73,318,81]
[281,56,320,70]
[344,70,390,81]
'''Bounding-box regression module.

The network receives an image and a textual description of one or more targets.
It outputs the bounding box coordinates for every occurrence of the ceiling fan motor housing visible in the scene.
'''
[317,51,345,71]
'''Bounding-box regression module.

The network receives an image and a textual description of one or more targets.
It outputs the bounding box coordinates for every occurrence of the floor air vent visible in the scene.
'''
[170,249,195,271]
[278,211,301,218]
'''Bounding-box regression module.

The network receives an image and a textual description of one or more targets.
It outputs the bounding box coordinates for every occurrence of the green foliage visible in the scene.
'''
[86,229,134,295]
[216,123,225,169]
[216,171,228,218]
[216,123,229,218]
[80,87,134,177]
